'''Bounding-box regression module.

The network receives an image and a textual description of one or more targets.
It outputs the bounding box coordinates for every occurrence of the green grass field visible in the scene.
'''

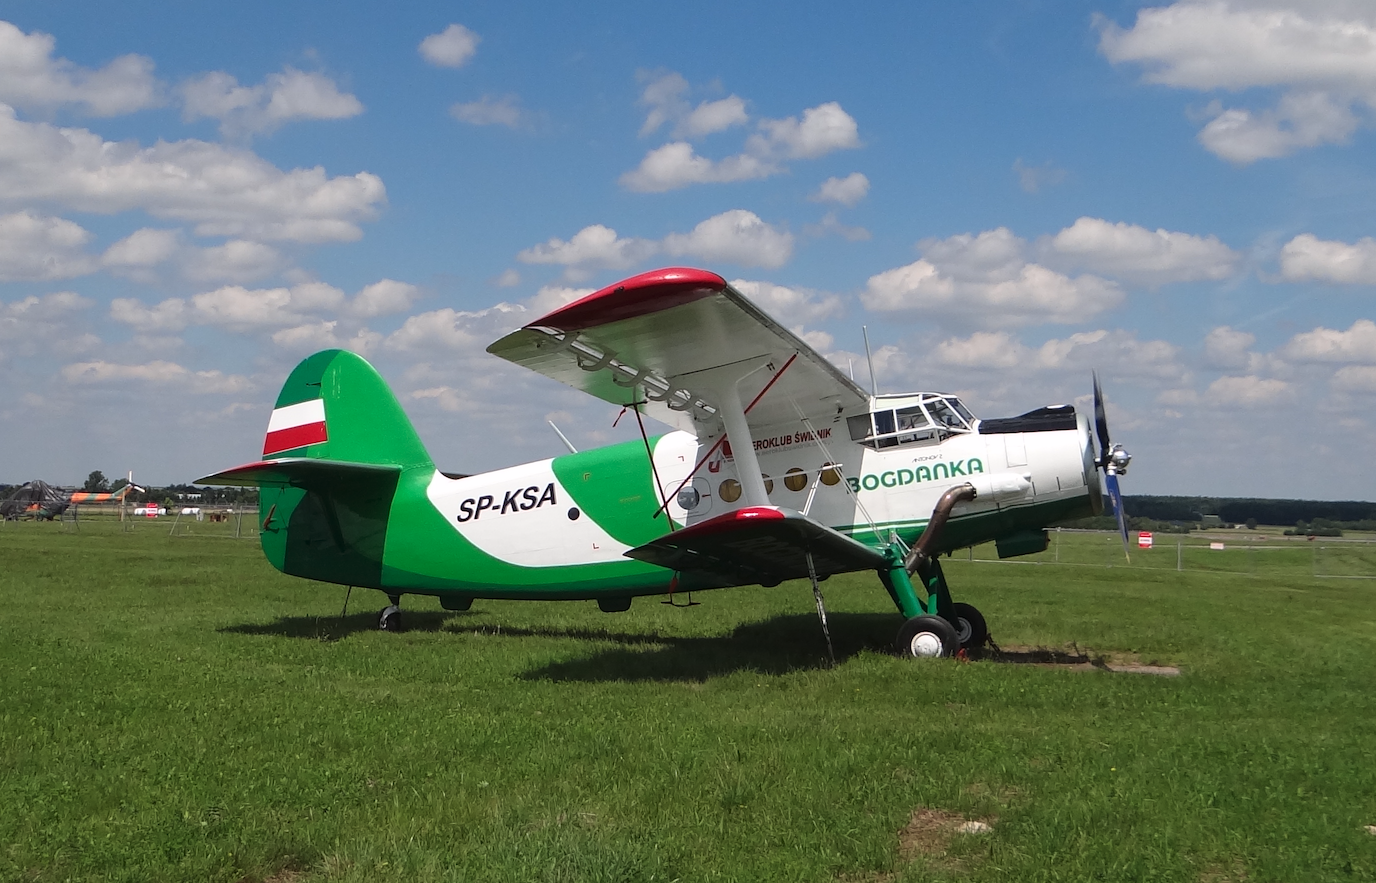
[2,519,1375,882]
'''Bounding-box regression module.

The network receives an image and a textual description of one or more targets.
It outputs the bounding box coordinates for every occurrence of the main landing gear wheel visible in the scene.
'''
[379,594,402,632]
[896,615,960,659]
[951,602,988,650]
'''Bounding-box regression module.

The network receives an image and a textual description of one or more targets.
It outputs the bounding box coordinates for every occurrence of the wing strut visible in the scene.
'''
[806,551,836,667]
[652,353,798,518]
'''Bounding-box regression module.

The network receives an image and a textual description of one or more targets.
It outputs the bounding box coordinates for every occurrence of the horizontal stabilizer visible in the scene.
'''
[195,458,403,488]
[625,506,886,586]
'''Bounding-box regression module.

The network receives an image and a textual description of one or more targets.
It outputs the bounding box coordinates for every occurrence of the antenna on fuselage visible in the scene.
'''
[862,325,879,396]
[548,421,578,454]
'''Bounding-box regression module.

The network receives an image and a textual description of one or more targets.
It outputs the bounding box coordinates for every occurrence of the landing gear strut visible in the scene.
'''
[379,594,402,631]
[877,482,990,658]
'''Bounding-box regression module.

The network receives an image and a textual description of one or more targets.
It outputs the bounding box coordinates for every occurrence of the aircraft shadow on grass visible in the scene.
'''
[219,611,1098,682]
[218,610,900,680]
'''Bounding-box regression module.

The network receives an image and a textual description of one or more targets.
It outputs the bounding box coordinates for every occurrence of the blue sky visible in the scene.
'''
[2,0,1375,500]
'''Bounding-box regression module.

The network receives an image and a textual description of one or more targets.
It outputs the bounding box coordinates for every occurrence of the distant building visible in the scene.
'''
[1201,514,1223,527]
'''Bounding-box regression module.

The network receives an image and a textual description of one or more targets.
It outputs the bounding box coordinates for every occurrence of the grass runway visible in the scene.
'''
[2,519,1375,882]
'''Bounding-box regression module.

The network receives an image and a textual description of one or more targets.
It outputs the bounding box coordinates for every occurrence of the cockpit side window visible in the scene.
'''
[926,397,967,430]
[947,397,976,425]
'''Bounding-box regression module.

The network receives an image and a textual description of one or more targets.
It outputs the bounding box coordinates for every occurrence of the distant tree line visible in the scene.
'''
[1124,495,1376,525]
[1057,495,1376,536]
[0,472,258,509]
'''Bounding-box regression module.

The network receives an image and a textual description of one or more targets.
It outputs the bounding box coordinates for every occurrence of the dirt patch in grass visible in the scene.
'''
[842,807,996,881]
[1198,858,1249,882]
[972,643,1181,676]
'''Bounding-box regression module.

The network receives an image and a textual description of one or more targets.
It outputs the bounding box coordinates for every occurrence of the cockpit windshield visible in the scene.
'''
[847,394,976,450]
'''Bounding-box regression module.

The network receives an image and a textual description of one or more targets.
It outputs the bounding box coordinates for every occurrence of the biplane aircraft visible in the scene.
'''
[199,267,1131,658]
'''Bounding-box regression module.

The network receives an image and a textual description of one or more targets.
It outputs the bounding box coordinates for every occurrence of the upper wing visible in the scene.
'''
[486,268,869,434]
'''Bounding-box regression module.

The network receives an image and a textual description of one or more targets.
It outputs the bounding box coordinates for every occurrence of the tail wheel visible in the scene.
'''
[379,605,401,632]
[896,615,959,658]
[951,602,988,650]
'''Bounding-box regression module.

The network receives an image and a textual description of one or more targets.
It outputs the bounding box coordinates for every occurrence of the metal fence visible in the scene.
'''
[956,528,1376,580]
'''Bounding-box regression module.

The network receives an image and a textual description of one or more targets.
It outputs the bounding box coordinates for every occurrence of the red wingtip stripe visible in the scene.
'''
[529,267,726,332]
[263,422,328,456]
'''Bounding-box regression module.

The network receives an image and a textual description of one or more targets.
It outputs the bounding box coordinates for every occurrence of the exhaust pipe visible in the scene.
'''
[903,483,976,576]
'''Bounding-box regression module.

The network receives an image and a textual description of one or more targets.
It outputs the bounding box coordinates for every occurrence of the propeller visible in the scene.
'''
[1092,372,1133,559]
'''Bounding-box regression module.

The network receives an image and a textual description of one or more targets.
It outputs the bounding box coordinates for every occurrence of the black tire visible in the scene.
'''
[896,615,959,658]
[951,602,988,650]
[379,607,401,632]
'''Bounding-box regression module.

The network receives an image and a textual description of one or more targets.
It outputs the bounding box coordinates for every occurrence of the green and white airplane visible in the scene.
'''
[199,267,1132,658]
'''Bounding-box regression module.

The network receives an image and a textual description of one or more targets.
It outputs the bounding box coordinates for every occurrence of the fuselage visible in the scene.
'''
[298,393,1102,603]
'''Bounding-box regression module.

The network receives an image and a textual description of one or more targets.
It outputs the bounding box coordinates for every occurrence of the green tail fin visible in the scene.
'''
[253,351,431,589]
[264,350,433,469]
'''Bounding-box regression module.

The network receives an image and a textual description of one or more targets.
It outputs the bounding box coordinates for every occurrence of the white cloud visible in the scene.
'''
[933,331,1027,369]
[1279,233,1376,283]
[525,285,594,316]
[933,328,1184,379]
[61,359,252,394]
[1013,158,1067,193]
[1206,374,1294,406]
[636,71,689,136]
[109,279,410,334]
[1,291,92,334]
[419,24,480,68]
[1282,319,1376,363]
[1098,2,1376,162]
[747,102,860,159]
[109,297,189,333]
[622,91,860,192]
[0,107,386,243]
[0,21,162,116]
[810,172,869,206]
[862,228,1123,326]
[0,291,97,361]
[386,303,525,352]
[1044,217,1240,285]
[102,228,179,268]
[619,142,775,192]
[0,211,96,280]
[1332,364,1376,392]
[493,268,521,287]
[678,96,748,138]
[635,71,747,138]
[270,321,380,355]
[450,95,524,127]
[181,68,363,139]
[1197,90,1359,163]
[183,239,283,283]
[803,211,871,242]
[187,282,344,332]
[729,279,843,325]
[662,210,793,269]
[516,224,658,278]
[349,279,418,318]
[517,210,793,277]
[1204,325,1257,369]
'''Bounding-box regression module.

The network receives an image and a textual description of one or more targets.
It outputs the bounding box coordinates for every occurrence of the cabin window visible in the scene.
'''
[848,394,976,450]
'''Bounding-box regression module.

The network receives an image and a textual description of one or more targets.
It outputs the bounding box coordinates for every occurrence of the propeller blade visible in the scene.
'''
[1105,472,1130,560]
[1092,371,1111,464]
